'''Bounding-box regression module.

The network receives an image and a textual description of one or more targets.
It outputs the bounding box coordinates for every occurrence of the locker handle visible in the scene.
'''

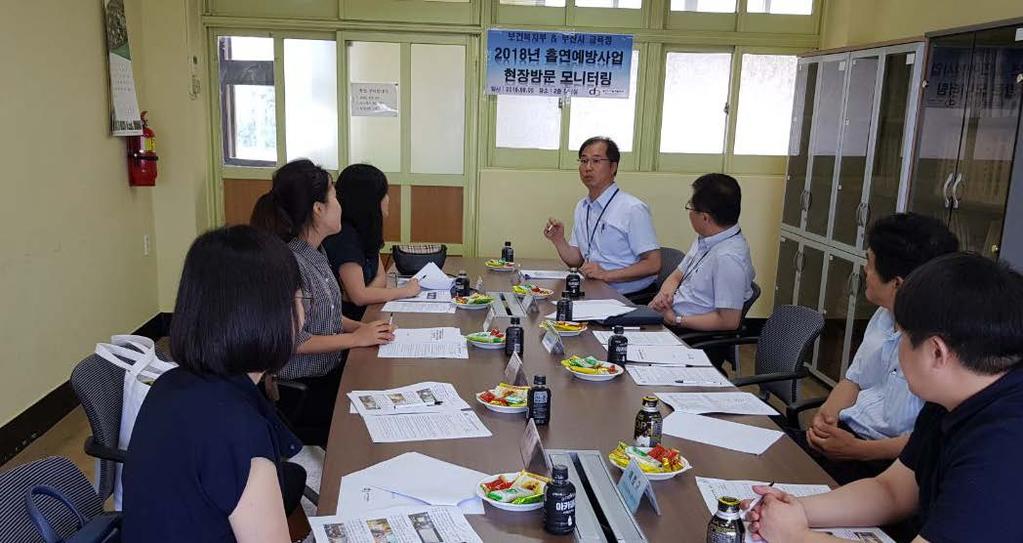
[951,173,963,209]
[941,172,954,209]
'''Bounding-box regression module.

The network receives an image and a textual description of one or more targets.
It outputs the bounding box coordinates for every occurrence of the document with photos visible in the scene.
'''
[348,381,470,417]
[626,365,732,387]
[694,477,895,543]
[655,392,777,416]
[381,301,456,314]
[401,290,453,303]
[592,329,684,346]
[362,410,492,443]
[310,505,483,543]
[377,327,468,359]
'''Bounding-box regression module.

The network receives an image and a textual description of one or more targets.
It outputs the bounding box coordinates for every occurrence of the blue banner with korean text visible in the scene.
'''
[486,29,633,98]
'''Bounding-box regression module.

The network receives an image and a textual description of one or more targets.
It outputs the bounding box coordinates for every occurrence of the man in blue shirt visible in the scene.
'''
[543,136,661,297]
[802,214,958,484]
[746,253,1023,543]
[648,173,754,332]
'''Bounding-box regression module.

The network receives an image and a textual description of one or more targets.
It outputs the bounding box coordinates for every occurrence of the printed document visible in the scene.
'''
[348,381,470,416]
[377,327,468,359]
[352,452,487,508]
[656,392,777,416]
[381,301,456,314]
[544,299,633,321]
[363,410,492,443]
[593,330,684,346]
[338,474,484,518]
[662,412,782,454]
[695,477,895,543]
[626,365,732,387]
[401,290,453,303]
[310,505,483,543]
[413,262,454,290]
[624,345,712,366]
[521,269,571,280]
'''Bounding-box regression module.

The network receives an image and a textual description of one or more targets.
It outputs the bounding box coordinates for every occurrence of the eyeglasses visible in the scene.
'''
[296,292,313,313]
[577,158,610,166]
[684,202,705,213]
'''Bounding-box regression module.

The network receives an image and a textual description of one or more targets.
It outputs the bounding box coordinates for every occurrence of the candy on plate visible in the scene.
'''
[476,383,529,408]
[608,442,690,477]
[560,355,621,375]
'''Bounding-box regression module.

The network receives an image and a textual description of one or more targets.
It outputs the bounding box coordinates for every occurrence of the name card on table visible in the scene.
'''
[520,419,549,474]
[541,323,565,355]
[475,276,485,293]
[617,459,661,515]
[520,294,535,313]
[482,306,496,333]
[504,352,527,386]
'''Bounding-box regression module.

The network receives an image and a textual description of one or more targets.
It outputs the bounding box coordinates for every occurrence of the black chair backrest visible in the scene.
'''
[391,244,447,275]
[657,247,685,288]
[0,456,103,543]
[754,305,825,405]
[70,354,125,501]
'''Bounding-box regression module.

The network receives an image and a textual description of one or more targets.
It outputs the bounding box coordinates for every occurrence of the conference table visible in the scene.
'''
[319,257,835,541]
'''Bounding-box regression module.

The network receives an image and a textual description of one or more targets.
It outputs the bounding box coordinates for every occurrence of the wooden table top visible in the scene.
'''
[319,257,835,541]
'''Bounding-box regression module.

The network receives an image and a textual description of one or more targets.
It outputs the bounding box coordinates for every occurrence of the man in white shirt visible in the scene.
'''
[543,136,661,298]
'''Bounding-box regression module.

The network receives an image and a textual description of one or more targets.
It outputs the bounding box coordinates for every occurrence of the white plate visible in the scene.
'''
[475,392,528,414]
[468,338,506,350]
[487,265,517,272]
[608,448,691,481]
[476,473,544,511]
[454,301,491,310]
[542,321,587,336]
[564,362,624,382]
[514,288,554,299]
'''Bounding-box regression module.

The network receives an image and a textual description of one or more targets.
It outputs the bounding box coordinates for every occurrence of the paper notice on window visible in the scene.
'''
[351,82,399,117]
[624,346,712,366]
[348,382,470,416]
[592,330,684,346]
[381,301,456,314]
[310,505,484,543]
[626,365,731,387]
[362,411,492,443]
[694,478,895,543]
[663,412,782,455]
[655,392,777,416]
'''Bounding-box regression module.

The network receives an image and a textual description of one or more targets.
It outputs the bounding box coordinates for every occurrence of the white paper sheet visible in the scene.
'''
[353,452,489,507]
[544,299,633,321]
[381,301,456,314]
[656,392,778,416]
[521,269,571,280]
[400,289,453,303]
[592,330,684,346]
[338,473,484,518]
[362,410,492,443]
[310,505,483,543]
[413,262,454,290]
[662,412,782,454]
[626,365,732,387]
[348,382,470,416]
[624,345,713,366]
[694,477,895,543]
[376,327,468,359]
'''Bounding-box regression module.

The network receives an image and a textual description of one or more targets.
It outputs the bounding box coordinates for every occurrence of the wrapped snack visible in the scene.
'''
[561,355,620,375]
[542,320,586,333]
[478,383,529,407]
[608,441,686,473]
[482,471,549,504]
[454,293,494,305]
[512,284,553,297]
[466,328,505,344]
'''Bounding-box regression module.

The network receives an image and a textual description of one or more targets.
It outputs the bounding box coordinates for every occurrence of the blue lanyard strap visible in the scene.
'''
[682,229,742,280]
[584,188,620,259]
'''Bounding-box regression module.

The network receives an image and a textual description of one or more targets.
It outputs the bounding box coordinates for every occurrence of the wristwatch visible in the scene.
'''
[674,314,684,327]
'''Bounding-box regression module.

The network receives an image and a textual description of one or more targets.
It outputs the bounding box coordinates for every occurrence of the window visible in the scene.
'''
[569,50,639,152]
[496,96,561,150]
[747,0,813,15]
[575,0,642,8]
[218,36,276,166]
[669,0,736,12]
[660,52,732,154]
[499,0,565,5]
[734,54,798,155]
[284,39,338,170]
[410,44,466,174]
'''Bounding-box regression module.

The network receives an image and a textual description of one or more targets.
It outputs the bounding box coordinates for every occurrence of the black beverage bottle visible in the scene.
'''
[505,317,524,356]
[543,464,576,535]
[527,375,550,425]
[566,267,582,298]
[501,241,514,262]
[555,293,573,322]
[608,325,628,366]
[706,496,745,543]
[455,270,470,296]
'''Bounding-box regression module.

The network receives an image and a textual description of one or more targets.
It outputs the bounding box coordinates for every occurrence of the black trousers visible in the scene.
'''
[787,421,892,485]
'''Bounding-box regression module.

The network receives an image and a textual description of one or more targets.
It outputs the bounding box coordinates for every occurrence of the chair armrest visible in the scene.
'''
[677,330,729,343]
[688,336,760,350]
[84,436,127,463]
[275,379,310,422]
[731,368,808,388]
[787,396,826,415]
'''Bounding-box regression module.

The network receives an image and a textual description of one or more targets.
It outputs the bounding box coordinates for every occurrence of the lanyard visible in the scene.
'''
[682,229,742,280]
[584,188,620,259]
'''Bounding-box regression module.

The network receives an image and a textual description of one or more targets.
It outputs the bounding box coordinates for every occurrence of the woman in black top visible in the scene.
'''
[123,226,307,542]
[323,164,420,321]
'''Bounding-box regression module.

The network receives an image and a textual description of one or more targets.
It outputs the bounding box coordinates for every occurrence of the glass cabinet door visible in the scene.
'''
[817,255,854,383]
[910,33,974,224]
[949,25,1023,258]
[774,236,799,308]
[806,59,847,237]
[796,245,825,311]
[867,50,916,228]
[783,62,819,228]
[832,56,880,247]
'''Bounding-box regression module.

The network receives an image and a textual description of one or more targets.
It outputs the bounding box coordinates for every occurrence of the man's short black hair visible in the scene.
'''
[691,173,741,226]
[866,213,959,283]
[170,225,301,376]
[578,136,621,164]
[894,252,1023,375]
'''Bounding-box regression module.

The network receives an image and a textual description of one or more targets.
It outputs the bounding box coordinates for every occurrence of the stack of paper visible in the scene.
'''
[310,505,484,543]
[592,330,684,346]
[544,299,634,321]
[413,262,454,290]
[521,269,571,280]
[348,382,470,416]
[347,382,491,443]
[656,392,777,416]
[625,365,732,387]
[694,477,895,543]
[380,301,456,314]
[624,345,712,366]
[377,327,468,359]
[662,411,782,454]
[400,289,453,303]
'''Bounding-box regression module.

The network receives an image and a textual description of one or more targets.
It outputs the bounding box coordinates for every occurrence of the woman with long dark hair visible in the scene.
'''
[250,159,395,445]
[323,163,420,321]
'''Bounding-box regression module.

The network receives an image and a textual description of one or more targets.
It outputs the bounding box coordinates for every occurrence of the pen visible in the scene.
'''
[673,379,721,385]
[394,400,443,409]
[745,482,776,511]
[545,223,553,234]
[388,313,394,326]
[620,326,642,330]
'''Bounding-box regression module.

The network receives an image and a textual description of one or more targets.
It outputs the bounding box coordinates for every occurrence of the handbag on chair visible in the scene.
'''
[25,485,121,543]
[391,244,447,275]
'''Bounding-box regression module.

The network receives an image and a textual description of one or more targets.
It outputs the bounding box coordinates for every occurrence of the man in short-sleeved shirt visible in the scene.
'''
[746,253,1023,543]
[650,173,754,332]
[544,137,661,297]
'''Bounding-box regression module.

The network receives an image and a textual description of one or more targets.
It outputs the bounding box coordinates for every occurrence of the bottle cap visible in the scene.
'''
[613,325,625,335]
[570,267,578,272]
[552,464,569,482]
[504,241,511,246]
[717,496,741,513]
[458,270,466,275]
[642,395,659,408]
[511,317,520,325]
[561,292,570,299]
[533,374,547,385]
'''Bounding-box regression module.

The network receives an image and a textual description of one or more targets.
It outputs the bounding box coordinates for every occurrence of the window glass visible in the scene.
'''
[747,0,813,15]
[348,41,401,172]
[669,0,736,13]
[219,37,275,166]
[569,50,639,152]
[576,0,642,8]
[659,52,732,154]
[499,0,566,6]
[734,54,798,155]
[411,44,465,174]
[226,36,273,61]
[284,39,338,170]
[496,96,561,150]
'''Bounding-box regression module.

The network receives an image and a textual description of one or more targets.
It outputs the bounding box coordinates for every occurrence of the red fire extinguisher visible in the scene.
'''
[127,111,158,186]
